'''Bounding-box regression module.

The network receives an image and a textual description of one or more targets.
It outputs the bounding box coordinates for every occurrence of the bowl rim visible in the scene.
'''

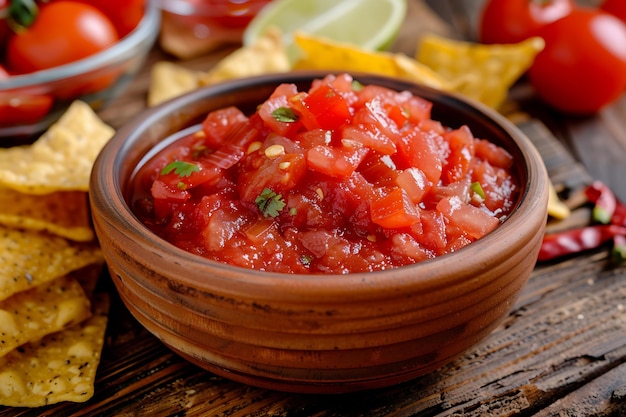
[0,0,161,90]
[91,71,549,296]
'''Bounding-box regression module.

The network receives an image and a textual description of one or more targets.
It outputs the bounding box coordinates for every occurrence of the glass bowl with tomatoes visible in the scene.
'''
[0,0,159,140]
[89,71,549,393]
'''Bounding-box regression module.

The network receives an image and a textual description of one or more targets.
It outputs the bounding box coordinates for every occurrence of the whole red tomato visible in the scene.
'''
[0,0,9,49]
[6,1,119,74]
[0,65,54,127]
[601,0,626,23]
[528,8,626,114]
[72,0,144,37]
[479,0,574,44]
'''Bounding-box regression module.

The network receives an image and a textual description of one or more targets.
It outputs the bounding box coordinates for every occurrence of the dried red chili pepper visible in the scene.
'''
[612,234,626,263]
[613,201,626,227]
[538,224,626,261]
[585,181,617,224]
[584,180,626,226]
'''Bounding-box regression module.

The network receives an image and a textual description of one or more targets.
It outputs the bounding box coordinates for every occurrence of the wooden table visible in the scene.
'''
[3,1,626,415]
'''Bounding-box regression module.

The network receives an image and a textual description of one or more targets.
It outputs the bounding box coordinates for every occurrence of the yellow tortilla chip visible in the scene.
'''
[199,27,291,86]
[292,31,452,91]
[0,292,109,406]
[0,101,115,194]
[0,187,94,242]
[416,34,545,108]
[147,61,204,107]
[0,275,92,359]
[548,180,571,220]
[0,225,103,302]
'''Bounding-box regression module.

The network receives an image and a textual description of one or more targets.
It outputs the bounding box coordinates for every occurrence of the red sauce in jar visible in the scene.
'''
[130,74,519,274]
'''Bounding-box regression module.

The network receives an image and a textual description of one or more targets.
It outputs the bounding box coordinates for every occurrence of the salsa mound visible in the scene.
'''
[131,74,519,274]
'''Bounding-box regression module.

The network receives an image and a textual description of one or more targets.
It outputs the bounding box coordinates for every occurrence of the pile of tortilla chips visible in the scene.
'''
[147,28,542,111]
[0,101,114,407]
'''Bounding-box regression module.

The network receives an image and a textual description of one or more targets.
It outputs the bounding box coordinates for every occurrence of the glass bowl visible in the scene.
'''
[0,0,161,141]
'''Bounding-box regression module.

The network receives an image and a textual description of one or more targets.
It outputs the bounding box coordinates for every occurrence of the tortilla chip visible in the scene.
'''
[0,275,92,359]
[292,31,452,91]
[0,225,103,302]
[0,187,94,242]
[0,292,109,406]
[147,61,204,107]
[548,179,571,220]
[198,27,291,86]
[416,34,544,108]
[0,101,115,194]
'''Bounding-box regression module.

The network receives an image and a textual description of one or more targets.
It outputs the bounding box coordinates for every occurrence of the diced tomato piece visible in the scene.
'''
[395,126,443,185]
[403,94,433,124]
[474,138,514,169]
[370,187,421,229]
[258,94,302,137]
[150,180,191,221]
[388,233,430,264]
[395,167,429,204]
[294,128,332,149]
[262,132,304,154]
[151,179,189,202]
[354,84,397,107]
[244,218,278,244]
[436,196,500,240]
[358,152,397,186]
[294,83,352,131]
[425,177,471,207]
[312,172,377,234]
[306,143,368,178]
[158,165,223,191]
[201,198,251,252]
[238,151,307,204]
[385,103,409,128]
[414,209,447,254]
[445,229,473,253]
[418,118,446,136]
[342,123,397,155]
[201,106,249,147]
[355,85,432,124]
[269,83,299,99]
[313,73,359,105]
[471,159,518,214]
[442,126,475,184]
[353,97,401,144]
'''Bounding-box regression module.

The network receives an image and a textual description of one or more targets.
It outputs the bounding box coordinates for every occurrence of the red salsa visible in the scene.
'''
[130,74,519,274]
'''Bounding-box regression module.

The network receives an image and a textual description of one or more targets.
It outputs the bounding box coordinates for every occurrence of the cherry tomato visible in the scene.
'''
[0,65,54,126]
[479,0,574,44]
[528,8,626,114]
[6,1,119,74]
[72,0,144,37]
[601,0,626,23]
[0,0,9,50]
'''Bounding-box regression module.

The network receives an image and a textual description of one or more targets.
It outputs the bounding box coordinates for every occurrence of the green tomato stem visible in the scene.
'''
[8,0,39,28]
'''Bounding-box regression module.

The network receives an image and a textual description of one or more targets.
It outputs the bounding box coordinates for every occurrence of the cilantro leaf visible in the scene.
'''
[161,161,200,178]
[272,107,299,123]
[255,188,286,218]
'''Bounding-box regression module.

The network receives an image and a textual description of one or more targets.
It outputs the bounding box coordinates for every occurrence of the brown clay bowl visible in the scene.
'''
[89,72,549,394]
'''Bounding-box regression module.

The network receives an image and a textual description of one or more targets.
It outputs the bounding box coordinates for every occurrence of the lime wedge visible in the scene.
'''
[243,0,407,62]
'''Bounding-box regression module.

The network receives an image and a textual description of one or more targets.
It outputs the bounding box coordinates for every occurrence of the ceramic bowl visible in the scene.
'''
[89,72,549,394]
[0,0,160,141]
